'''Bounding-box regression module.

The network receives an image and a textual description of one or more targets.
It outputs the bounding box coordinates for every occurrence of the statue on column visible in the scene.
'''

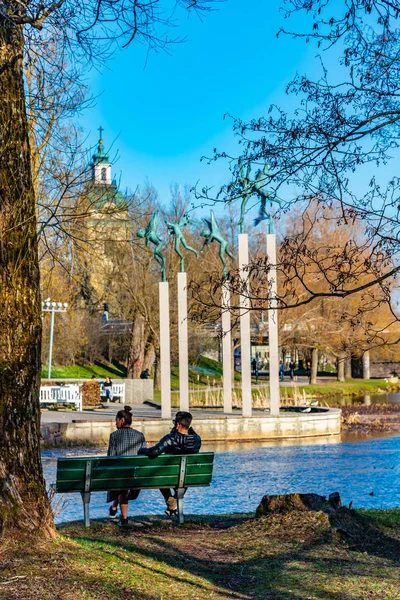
[230,161,282,233]
[166,214,199,272]
[200,210,234,278]
[136,211,166,282]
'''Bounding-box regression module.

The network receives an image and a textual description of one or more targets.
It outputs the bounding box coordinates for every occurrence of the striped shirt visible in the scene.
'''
[107,427,146,456]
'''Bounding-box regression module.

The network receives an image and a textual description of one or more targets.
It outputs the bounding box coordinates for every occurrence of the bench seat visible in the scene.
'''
[52,452,214,526]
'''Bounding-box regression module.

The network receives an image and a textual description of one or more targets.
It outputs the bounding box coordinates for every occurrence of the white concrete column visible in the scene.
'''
[267,233,280,416]
[178,272,189,412]
[238,233,252,417]
[159,281,171,419]
[221,284,232,413]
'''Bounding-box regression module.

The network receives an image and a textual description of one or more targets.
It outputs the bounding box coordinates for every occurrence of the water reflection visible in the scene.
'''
[335,392,400,406]
[43,432,400,525]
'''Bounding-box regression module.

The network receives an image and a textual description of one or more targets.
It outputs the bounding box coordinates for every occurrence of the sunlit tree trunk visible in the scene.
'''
[0,19,52,535]
[310,348,318,385]
[345,355,352,380]
[337,352,346,382]
[143,342,156,373]
[128,313,147,378]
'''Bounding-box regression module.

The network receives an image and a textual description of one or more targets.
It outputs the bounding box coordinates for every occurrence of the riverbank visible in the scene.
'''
[341,403,400,433]
[2,508,400,599]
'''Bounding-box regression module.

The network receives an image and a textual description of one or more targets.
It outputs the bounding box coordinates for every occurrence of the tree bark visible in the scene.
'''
[310,348,318,384]
[345,355,352,380]
[127,313,147,378]
[337,352,346,382]
[143,342,156,373]
[0,20,53,535]
[154,350,161,391]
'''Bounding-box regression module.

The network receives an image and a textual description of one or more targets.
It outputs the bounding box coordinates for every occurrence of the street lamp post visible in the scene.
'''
[41,299,68,378]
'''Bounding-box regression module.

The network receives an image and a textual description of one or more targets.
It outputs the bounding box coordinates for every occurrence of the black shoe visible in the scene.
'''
[165,509,178,518]
[117,518,129,528]
[109,506,118,519]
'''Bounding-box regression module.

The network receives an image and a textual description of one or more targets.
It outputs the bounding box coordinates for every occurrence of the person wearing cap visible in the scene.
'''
[139,411,201,516]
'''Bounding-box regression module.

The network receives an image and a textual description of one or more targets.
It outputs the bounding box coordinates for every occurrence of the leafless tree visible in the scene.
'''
[0,0,217,536]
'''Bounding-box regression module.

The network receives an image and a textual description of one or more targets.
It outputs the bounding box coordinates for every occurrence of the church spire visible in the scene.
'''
[91,126,111,184]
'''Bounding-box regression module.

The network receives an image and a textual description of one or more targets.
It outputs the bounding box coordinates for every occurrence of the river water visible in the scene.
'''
[43,432,400,524]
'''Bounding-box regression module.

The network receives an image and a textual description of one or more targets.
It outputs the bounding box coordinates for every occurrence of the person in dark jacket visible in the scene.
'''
[107,405,146,526]
[104,376,113,402]
[139,411,201,515]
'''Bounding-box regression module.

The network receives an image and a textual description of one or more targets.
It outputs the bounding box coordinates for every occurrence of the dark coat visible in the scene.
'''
[139,427,201,459]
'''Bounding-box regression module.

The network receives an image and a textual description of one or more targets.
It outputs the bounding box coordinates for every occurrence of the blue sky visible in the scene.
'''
[78,0,316,206]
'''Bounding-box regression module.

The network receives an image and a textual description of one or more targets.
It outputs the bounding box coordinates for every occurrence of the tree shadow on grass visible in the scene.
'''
[66,510,400,600]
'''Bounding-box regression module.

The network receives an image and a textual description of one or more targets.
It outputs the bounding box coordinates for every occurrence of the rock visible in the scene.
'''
[255,492,342,517]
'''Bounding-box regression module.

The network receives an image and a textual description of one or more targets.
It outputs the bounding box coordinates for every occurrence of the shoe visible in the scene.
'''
[117,518,129,528]
[165,508,178,518]
[166,496,177,511]
[109,506,118,519]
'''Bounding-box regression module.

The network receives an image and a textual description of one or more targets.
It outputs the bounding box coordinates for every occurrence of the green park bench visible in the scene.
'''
[52,452,215,527]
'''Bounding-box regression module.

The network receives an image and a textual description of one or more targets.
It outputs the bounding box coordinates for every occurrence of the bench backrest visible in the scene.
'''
[100,383,125,394]
[40,387,53,402]
[59,385,79,401]
[55,453,214,493]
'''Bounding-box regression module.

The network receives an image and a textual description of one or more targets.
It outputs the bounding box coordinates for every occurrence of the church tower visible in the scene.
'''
[88,127,127,210]
[91,126,112,185]
[78,128,132,307]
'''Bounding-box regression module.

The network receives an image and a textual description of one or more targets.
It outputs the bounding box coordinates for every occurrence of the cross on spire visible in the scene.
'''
[98,126,104,143]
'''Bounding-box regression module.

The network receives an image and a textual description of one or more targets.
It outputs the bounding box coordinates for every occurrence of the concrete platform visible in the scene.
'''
[40,403,341,445]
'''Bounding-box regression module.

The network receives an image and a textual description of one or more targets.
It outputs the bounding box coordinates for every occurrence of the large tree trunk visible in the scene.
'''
[143,342,156,373]
[337,352,346,382]
[345,355,352,380]
[310,348,318,385]
[154,350,161,391]
[0,21,52,535]
[127,313,147,378]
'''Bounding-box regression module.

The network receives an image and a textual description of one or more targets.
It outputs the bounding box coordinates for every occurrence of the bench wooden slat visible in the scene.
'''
[54,452,214,526]
[57,463,213,482]
[57,453,214,468]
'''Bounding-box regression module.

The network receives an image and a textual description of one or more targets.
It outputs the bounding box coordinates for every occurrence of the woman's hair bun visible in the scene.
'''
[124,405,132,413]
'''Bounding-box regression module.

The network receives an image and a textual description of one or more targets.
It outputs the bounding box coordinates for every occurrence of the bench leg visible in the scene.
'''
[176,488,185,525]
[81,492,91,527]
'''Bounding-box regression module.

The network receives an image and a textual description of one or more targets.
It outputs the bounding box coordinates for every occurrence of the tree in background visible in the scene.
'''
[192,1,400,380]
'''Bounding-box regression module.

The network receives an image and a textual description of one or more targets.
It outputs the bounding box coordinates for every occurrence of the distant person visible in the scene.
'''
[104,376,113,402]
[306,360,312,383]
[279,362,285,382]
[252,358,257,376]
[140,368,150,379]
[289,361,295,382]
[139,411,201,516]
[107,406,146,527]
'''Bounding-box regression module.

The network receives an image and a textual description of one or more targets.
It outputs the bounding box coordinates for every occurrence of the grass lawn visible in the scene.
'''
[2,509,400,599]
[41,363,126,379]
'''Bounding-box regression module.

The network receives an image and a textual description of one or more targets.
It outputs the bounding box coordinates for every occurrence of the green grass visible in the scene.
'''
[41,363,126,379]
[3,509,400,599]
